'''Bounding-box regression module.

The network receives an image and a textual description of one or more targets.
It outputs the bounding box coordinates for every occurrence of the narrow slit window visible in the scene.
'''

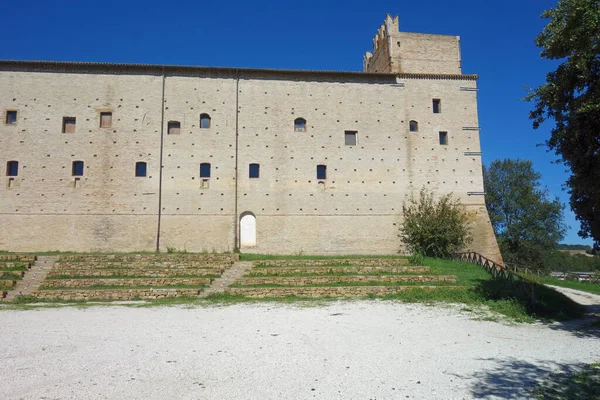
[439,131,448,145]
[200,113,211,129]
[294,118,306,132]
[100,112,112,128]
[249,163,260,178]
[62,117,76,133]
[6,111,17,125]
[168,121,180,135]
[433,99,441,114]
[345,131,357,146]
[135,162,147,177]
[409,120,419,132]
[6,161,18,176]
[317,165,327,180]
[72,161,84,176]
[200,163,211,178]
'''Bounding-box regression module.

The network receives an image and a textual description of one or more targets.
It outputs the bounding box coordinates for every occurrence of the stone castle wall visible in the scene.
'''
[0,16,502,262]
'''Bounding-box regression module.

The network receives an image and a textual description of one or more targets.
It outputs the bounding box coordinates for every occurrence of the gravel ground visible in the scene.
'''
[1,301,599,400]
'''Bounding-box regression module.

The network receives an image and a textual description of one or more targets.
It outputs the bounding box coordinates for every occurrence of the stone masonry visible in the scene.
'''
[0,15,501,262]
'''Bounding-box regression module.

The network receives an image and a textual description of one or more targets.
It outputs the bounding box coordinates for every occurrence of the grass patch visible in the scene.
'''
[0,272,23,280]
[48,274,219,280]
[38,284,209,290]
[230,281,458,288]
[535,276,600,295]
[530,362,600,399]
[241,254,408,261]
[246,271,429,278]
[0,265,28,271]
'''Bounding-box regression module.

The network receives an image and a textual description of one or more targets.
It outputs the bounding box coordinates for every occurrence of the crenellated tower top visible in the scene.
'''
[364,14,462,75]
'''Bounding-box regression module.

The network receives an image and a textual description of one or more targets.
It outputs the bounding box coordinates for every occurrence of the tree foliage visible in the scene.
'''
[527,0,600,249]
[544,250,600,272]
[484,159,567,269]
[400,188,472,258]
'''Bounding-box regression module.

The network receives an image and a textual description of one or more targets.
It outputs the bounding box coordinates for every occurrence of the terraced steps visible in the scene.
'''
[227,285,467,298]
[247,266,430,276]
[33,288,201,301]
[227,257,460,298]
[57,254,238,263]
[234,275,456,287]
[53,261,231,269]
[40,277,213,289]
[0,256,33,298]
[28,253,238,301]
[47,268,222,278]
[256,258,409,267]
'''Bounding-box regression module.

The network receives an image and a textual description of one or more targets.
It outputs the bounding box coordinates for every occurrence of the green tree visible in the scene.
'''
[484,159,567,269]
[527,0,600,249]
[400,188,472,258]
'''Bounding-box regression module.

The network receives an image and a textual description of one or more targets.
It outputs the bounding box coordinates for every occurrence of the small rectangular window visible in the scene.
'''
[72,161,84,176]
[6,111,17,124]
[135,162,147,177]
[7,161,18,177]
[63,117,76,133]
[200,163,211,178]
[317,165,327,180]
[200,114,211,129]
[439,131,448,145]
[249,163,260,178]
[345,131,357,146]
[168,121,180,135]
[433,99,441,114]
[100,112,112,128]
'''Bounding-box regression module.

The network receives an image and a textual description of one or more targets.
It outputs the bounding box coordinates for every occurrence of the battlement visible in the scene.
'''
[364,14,462,75]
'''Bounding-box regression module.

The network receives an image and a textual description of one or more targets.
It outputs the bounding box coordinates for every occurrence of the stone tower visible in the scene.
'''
[364,14,462,74]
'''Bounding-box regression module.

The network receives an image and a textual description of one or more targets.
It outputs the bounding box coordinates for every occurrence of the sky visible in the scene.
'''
[1,0,589,245]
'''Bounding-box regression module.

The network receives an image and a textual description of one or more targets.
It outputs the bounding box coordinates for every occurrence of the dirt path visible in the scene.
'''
[547,285,600,317]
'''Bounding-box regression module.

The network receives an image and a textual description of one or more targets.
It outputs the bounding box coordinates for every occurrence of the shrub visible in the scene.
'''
[409,252,425,266]
[400,188,473,258]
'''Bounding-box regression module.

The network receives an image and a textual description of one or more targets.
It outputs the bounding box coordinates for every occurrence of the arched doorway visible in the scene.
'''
[240,212,256,247]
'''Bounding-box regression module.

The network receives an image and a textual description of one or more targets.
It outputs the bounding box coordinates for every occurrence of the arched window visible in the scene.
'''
[200,163,211,178]
[409,120,419,132]
[200,113,211,129]
[249,163,260,178]
[6,161,18,177]
[135,162,147,177]
[317,165,327,180]
[72,161,84,176]
[294,118,306,132]
[168,121,180,135]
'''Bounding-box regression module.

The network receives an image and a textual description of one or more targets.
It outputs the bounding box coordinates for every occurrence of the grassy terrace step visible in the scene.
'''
[226,285,467,298]
[241,254,410,261]
[0,271,24,279]
[247,266,430,276]
[256,258,409,267]
[236,275,456,286]
[0,280,16,290]
[52,262,231,269]
[0,263,29,271]
[0,255,36,262]
[31,288,202,301]
[47,269,222,278]
[57,254,238,263]
[40,277,213,289]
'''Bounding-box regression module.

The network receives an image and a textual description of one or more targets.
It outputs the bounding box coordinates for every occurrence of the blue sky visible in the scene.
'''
[1,0,588,244]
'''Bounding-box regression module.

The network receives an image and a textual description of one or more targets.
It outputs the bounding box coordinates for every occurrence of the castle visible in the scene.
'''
[0,15,501,260]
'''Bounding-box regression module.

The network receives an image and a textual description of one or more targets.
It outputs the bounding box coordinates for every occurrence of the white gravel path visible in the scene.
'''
[1,301,599,400]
